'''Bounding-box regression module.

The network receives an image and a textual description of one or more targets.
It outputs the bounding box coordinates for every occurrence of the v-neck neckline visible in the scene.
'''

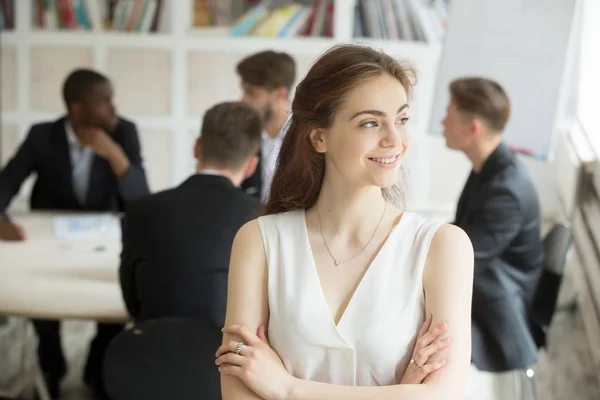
[300,209,409,330]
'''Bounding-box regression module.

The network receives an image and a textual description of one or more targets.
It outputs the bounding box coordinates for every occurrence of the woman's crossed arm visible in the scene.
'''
[220,222,474,400]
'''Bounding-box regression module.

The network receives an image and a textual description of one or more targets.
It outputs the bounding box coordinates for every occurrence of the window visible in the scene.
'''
[577,0,600,158]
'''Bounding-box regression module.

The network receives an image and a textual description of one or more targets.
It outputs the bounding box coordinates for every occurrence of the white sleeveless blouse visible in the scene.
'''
[257,209,443,386]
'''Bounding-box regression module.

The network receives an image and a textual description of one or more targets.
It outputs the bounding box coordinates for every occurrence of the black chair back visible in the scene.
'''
[103,317,223,400]
[531,223,573,348]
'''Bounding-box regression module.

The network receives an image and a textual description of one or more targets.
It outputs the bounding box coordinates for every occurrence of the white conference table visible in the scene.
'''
[0,212,128,322]
[0,208,451,324]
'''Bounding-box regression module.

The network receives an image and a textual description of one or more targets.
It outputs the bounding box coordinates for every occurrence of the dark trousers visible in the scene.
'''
[33,319,123,388]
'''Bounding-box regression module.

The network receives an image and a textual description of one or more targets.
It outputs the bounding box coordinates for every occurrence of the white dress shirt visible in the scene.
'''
[260,119,288,204]
[65,122,94,205]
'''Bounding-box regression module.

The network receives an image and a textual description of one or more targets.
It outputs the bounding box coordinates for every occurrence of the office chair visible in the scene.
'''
[103,317,223,400]
[532,222,574,348]
[523,222,573,400]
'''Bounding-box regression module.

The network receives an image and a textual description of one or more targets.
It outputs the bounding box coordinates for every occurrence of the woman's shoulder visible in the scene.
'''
[431,223,472,249]
[400,211,444,235]
[425,223,474,272]
[233,219,263,249]
[399,212,470,255]
[256,209,304,229]
[237,210,304,256]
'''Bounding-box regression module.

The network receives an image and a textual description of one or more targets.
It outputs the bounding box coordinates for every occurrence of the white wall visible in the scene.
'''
[404,134,559,219]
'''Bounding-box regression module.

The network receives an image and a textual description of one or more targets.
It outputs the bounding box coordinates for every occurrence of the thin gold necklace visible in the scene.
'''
[317,202,387,267]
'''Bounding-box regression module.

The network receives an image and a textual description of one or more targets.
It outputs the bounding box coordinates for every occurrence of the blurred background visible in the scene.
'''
[0,0,599,399]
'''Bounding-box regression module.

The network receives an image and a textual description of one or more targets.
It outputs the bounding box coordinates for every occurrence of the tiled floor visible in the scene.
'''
[3,313,600,399]
[1,274,599,399]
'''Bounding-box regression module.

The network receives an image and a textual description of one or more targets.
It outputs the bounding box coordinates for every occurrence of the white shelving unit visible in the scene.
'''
[1,0,442,206]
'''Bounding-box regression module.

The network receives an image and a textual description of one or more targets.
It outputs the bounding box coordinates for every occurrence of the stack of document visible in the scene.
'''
[53,215,121,239]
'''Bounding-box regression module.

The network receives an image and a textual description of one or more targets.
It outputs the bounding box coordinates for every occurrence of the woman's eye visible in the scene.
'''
[397,117,410,125]
[360,120,378,128]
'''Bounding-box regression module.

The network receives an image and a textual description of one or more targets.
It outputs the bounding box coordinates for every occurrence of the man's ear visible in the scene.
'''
[193,137,201,160]
[309,128,327,153]
[69,102,83,121]
[275,86,289,101]
[243,155,259,179]
[469,118,484,139]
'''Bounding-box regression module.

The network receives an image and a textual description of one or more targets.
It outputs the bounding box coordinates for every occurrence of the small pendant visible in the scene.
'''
[335,260,341,266]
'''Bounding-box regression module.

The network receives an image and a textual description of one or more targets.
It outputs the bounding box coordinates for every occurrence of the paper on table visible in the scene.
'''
[53,215,121,239]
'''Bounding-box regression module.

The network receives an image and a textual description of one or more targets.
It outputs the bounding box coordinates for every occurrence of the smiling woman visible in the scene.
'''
[267,46,416,214]
[218,44,474,400]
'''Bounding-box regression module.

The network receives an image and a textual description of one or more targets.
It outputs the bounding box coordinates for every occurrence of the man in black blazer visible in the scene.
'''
[119,101,261,328]
[236,50,295,206]
[0,69,149,398]
[442,78,544,388]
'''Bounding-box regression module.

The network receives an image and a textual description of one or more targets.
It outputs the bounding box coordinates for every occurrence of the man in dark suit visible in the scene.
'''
[119,101,261,328]
[0,69,149,398]
[236,50,295,205]
[442,77,545,396]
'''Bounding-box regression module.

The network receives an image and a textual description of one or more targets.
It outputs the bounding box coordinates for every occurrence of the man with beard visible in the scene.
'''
[0,68,149,399]
[236,50,295,206]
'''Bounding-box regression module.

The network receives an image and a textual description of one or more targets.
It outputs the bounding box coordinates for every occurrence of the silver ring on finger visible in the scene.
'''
[410,358,423,368]
[236,341,245,355]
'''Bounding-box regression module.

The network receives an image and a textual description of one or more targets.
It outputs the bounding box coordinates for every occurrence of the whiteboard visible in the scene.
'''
[428,0,578,161]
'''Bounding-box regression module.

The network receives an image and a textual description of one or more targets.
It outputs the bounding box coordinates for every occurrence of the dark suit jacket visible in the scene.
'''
[119,174,259,328]
[241,151,262,200]
[0,116,149,215]
[454,143,544,372]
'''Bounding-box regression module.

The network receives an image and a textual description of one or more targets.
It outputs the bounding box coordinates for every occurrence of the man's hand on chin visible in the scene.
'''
[79,127,130,178]
[78,127,118,158]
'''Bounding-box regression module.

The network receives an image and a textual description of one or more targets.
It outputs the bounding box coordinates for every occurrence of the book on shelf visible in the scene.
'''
[354,0,448,43]
[193,0,333,39]
[31,0,165,33]
[193,0,245,27]
[0,0,15,30]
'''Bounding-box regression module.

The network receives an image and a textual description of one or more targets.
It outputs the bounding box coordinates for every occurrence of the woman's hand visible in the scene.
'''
[398,314,451,384]
[216,325,293,400]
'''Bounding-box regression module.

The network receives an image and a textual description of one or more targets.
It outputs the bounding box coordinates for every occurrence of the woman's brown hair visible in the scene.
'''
[265,44,417,215]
